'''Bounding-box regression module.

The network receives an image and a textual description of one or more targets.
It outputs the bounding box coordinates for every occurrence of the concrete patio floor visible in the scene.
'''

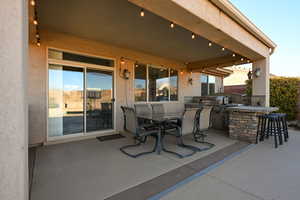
[31,130,236,200]
[161,129,300,200]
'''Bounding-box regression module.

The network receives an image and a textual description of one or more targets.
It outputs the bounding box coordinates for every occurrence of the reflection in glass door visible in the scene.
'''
[86,69,113,132]
[48,64,84,137]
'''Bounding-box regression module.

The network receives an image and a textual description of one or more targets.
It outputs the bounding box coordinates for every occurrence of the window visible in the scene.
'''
[134,64,178,102]
[134,64,147,101]
[48,49,114,67]
[201,74,216,96]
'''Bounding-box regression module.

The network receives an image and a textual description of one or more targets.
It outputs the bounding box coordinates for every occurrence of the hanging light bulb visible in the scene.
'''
[140,9,145,17]
[33,19,38,25]
[222,47,225,51]
[247,60,250,63]
[30,0,35,6]
[241,58,244,61]
[36,33,40,38]
[36,38,41,47]
[232,53,236,57]
[192,33,195,39]
[170,22,175,28]
[208,42,212,47]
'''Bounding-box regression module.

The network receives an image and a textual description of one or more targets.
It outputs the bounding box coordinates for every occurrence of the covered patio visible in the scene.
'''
[30,130,244,200]
[1,0,277,200]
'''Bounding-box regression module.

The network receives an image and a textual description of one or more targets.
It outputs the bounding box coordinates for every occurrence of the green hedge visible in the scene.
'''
[247,77,300,120]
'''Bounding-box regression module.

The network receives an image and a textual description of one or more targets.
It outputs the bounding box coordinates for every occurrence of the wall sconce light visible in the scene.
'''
[247,70,252,80]
[188,78,193,85]
[248,68,261,80]
[122,69,130,80]
[254,68,261,78]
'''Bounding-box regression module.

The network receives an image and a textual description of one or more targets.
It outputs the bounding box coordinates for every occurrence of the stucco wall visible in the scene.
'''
[0,0,28,199]
[28,30,217,145]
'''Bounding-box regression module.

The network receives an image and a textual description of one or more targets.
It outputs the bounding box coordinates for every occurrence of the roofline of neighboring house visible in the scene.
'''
[210,0,277,54]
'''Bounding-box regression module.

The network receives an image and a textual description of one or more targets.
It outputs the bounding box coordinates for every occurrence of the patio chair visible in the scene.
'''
[192,107,215,150]
[151,104,165,114]
[120,106,126,130]
[134,104,154,128]
[120,106,161,158]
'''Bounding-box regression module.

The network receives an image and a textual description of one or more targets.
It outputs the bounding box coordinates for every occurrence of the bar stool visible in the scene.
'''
[256,113,287,148]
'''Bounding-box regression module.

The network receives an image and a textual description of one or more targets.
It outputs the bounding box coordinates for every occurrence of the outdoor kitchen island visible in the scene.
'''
[227,106,279,143]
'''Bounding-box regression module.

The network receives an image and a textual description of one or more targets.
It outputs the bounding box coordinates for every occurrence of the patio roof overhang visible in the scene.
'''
[33,0,275,74]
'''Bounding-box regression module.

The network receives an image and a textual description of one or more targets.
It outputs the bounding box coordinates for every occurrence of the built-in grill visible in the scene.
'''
[184,96,243,131]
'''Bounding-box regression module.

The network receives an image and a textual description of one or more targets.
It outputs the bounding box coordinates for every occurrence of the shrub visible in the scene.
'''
[246,77,300,120]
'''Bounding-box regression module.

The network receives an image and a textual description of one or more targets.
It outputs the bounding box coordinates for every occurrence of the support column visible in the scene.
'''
[0,1,28,200]
[252,57,270,107]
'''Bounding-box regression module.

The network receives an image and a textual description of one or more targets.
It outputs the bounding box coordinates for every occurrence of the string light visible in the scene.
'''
[232,53,236,57]
[32,0,40,47]
[247,60,250,63]
[170,22,175,28]
[241,58,244,61]
[192,33,195,39]
[222,47,225,51]
[208,42,212,47]
[33,18,38,25]
[36,38,41,47]
[180,70,184,75]
[140,9,145,17]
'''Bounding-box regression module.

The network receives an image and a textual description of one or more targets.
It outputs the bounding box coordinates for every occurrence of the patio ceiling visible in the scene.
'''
[38,0,244,68]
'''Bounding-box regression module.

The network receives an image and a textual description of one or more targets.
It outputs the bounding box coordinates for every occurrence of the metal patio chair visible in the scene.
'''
[134,104,154,129]
[151,104,165,114]
[191,107,215,151]
[120,106,161,158]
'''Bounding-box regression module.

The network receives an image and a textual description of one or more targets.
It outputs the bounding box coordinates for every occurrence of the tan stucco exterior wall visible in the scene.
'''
[28,30,220,145]
[0,0,28,199]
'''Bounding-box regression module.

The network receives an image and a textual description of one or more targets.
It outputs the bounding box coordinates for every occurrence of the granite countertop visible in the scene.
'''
[227,106,279,113]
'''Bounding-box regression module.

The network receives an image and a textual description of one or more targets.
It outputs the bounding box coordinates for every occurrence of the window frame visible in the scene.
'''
[201,74,216,96]
[133,64,179,103]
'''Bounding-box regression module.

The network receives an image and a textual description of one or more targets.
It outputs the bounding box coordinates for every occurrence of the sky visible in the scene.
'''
[230,0,300,77]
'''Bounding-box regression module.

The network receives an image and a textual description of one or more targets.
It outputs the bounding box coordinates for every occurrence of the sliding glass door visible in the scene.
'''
[48,64,84,137]
[48,64,114,139]
[86,69,113,132]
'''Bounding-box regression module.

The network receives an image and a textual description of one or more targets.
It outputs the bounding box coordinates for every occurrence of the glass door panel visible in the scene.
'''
[48,64,84,137]
[86,69,113,132]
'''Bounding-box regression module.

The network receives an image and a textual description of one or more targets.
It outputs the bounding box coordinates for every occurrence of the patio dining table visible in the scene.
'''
[137,112,197,158]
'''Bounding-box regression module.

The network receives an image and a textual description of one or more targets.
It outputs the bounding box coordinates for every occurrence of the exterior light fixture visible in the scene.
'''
[140,9,145,17]
[170,22,175,28]
[247,70,252,80]
[192,33,195,39]
[122,69,130,80]
[188,78,193,85]
[120,58,125,65]
[254,68,261,77]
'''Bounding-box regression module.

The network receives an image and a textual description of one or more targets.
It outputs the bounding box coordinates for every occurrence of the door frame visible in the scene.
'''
[46,47,117,142]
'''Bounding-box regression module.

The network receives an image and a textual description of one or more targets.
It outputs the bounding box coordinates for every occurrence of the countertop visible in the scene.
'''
[227,106,279,113]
